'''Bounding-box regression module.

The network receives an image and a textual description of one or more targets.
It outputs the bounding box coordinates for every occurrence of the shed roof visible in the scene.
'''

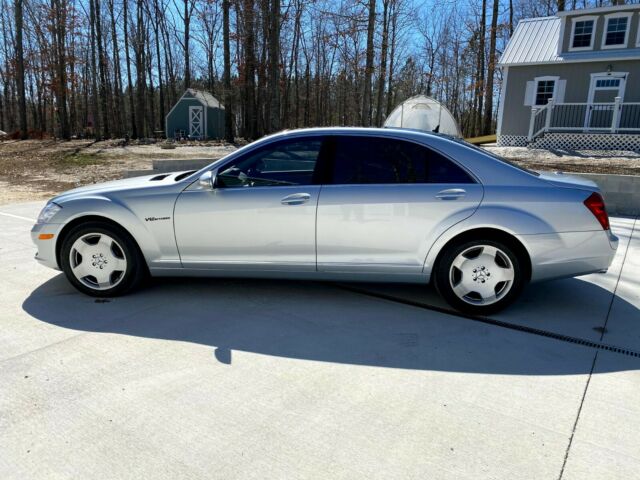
[182,89,224,109]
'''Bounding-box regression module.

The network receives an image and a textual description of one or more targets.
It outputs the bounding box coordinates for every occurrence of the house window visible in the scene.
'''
[603,14,631,48]
[535,80,555,106]
[595,78,621,89]
[572,20,594,48]
[569,16,597,51]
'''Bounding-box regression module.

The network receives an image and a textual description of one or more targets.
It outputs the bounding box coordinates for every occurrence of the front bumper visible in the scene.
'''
[31,222,64,270]
[519,229,618,282]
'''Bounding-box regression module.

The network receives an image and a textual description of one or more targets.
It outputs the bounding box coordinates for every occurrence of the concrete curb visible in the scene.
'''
[572,173,640,216]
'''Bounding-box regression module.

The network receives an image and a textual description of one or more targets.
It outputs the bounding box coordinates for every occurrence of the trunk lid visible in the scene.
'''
[538,171,599,191]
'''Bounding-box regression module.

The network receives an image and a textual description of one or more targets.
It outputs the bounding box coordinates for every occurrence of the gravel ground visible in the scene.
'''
[1,138,638,205]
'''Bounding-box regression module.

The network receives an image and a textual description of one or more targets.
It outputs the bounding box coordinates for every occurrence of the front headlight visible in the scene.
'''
[37,202,62,224]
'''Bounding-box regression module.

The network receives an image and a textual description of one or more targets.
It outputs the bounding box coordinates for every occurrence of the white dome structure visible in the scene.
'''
[384,95,462,137]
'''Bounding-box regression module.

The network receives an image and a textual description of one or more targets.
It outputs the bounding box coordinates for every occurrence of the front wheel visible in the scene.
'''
[434,239,526,315]
[60,221,146,297]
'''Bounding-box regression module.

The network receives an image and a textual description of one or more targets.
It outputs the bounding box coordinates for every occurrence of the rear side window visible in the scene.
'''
[330,136,474,185]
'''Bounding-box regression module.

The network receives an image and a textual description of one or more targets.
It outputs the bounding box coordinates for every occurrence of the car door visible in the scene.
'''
[316,134,483,274]
[174,136,327,271]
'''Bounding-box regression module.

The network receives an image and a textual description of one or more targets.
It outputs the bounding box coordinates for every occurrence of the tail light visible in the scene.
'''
[583,192,610,230]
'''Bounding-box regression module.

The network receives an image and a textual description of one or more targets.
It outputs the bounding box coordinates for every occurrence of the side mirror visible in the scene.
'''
[198,170,216,190]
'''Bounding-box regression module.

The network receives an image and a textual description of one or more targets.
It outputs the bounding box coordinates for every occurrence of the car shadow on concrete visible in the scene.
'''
[22,274,640,375]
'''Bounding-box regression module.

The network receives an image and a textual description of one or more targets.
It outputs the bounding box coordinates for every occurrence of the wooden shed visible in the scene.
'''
[165,89,225,140]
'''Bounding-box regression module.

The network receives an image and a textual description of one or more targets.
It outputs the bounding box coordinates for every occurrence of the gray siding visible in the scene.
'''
[560,8,640,55]
[500,60,640,136]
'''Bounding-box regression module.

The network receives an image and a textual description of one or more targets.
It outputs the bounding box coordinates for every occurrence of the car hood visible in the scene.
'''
[538,171,599,191]
[51,171,193,204]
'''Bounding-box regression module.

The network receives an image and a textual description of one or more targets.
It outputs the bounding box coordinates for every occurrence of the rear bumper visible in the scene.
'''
[31,223,63,270]
[518,229,618,282]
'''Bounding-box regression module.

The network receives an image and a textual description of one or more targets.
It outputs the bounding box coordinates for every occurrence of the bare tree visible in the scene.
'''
[14,0,27,138]
[361,0,376,126]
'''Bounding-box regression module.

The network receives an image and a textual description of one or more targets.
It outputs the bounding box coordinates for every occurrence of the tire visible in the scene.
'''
[60,221,147,297]
[434,238,526,315]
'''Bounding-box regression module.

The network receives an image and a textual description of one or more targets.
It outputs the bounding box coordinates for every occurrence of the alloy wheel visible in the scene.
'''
[448,244,515,306]
[68,233,128,291]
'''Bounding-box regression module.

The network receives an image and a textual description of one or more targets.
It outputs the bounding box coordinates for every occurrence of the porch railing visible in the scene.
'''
[527,98,640,142]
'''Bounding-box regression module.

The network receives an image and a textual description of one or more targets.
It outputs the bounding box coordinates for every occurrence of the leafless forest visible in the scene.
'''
[1,0,629,141]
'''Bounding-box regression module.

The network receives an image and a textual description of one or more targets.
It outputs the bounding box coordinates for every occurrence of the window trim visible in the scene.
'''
[533,76,559,106]
[569,15,597,52]
[637,15,640,47]
[324,134,479,186]
[601,12,633,50]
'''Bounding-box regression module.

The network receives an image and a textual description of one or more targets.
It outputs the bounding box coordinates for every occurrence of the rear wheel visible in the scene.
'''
[434,239,525,315]
[60,221,146,297]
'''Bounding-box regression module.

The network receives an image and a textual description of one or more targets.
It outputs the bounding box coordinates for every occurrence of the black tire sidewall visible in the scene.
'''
[60,222,145,297]
[434,239,525,315]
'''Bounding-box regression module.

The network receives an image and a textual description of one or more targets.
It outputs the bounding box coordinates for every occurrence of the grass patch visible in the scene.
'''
[58,152,104,168]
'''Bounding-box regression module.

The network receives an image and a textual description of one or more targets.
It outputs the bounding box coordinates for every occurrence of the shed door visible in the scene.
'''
[189,106,204,139]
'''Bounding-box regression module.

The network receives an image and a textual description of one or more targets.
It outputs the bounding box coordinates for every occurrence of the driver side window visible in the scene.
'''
[217,138,323,188]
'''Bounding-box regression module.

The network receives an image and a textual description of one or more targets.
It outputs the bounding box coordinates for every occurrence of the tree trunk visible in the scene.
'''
[375,0,390,126]
[14,0,27,138]
[222,0,233,142]
[94,0,110,138]
[123,0,137,138]
[268,0,280,132]
[361,0,376,126]
[386,1,398,116]
[107,0,124,137]
[52,0,70,139]
[483,0,499,134]
[242,0,257,139]
[134,0,146,137]
[183,0,193,89]
[474,0,486,137]
[153,0,165,134]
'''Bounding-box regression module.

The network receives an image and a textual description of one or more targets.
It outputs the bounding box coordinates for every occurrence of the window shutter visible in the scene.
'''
[524,81,535,106]
[555,79,566,103]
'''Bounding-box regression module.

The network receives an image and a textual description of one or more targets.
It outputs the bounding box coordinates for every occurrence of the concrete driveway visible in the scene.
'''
[1,201,639,480]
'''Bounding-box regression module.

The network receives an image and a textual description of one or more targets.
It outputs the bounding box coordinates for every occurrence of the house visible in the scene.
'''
[497,4,640,150]
[165,89,225,140]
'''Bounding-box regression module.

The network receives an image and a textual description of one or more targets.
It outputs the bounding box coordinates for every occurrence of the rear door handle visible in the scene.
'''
[281,193,311,205]
[435,188,466,200]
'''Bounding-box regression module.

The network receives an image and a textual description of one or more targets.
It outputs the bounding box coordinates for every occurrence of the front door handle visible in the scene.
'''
[281,193,311,205]
[435,188,466,200]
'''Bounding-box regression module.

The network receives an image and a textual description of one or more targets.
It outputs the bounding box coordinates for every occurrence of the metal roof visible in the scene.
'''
[183,89,224,109]
[499,14,640,66]
[499,16,561,65]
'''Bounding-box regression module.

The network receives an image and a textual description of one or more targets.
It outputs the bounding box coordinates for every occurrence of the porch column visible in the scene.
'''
[544,99,554,132]
[527,108,538,141]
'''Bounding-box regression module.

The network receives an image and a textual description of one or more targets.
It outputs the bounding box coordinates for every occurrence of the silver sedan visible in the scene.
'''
[31,128,618,314]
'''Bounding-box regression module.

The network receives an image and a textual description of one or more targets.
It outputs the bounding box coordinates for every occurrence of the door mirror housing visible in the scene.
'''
[198,170,216,190]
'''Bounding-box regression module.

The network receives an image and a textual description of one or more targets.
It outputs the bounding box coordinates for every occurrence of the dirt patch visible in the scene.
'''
[0,139,236,205]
